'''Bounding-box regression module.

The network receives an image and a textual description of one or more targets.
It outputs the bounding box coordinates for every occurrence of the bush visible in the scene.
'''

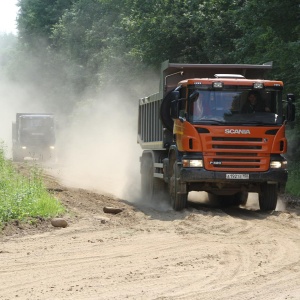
[0,144,65,225]
[286,161,300,197]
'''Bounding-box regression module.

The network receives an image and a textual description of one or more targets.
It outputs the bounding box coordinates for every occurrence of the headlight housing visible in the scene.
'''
[270,160,287,169]
[182,159,203,168]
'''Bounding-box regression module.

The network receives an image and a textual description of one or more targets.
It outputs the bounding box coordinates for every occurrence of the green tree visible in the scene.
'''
[232,0,300,122]
[0,34,18,76]
[17,0,74,46]
[121,0,209,66]
[14,0,300,128]
[199,0,244,63]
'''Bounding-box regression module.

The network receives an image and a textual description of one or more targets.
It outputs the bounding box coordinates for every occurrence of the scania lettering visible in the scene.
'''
[225,129,251,134]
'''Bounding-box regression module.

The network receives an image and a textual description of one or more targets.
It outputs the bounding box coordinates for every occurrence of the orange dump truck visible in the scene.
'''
[138,61,296,211]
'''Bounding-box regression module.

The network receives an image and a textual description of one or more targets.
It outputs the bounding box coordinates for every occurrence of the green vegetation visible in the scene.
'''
[286,162,300,197]
[0,145,65,226]
[6,0,298,116]
[1,0,299,197]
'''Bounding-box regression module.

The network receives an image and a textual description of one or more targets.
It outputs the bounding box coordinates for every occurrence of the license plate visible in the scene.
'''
[226,174,249,180]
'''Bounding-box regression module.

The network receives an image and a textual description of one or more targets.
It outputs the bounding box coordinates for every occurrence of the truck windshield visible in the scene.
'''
[20,117,54,130]
[189,90,282,125]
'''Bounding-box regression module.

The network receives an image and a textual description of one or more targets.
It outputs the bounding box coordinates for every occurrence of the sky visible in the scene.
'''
[0,0,19,34]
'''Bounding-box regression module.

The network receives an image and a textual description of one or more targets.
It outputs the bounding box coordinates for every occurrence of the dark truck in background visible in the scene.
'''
[138,61,296,211]
[12,113,56,162]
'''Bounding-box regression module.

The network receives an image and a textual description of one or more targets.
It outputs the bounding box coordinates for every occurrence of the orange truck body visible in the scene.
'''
[138,61,295,211]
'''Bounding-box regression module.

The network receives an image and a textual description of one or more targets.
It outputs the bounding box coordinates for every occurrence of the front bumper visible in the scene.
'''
[181,167,287,183]
[180,167,288,193]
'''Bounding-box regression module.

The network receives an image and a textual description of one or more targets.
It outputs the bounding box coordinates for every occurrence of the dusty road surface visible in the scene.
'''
[1,164,300,300]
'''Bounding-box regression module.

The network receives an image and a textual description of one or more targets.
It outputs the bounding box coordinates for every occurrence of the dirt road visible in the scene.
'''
[1,164,300,300]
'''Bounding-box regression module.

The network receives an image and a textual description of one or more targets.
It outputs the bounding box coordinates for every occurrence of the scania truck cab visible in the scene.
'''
[138,61,296,211]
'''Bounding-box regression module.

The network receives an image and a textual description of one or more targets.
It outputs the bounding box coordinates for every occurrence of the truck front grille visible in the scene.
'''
[204,136,269,171]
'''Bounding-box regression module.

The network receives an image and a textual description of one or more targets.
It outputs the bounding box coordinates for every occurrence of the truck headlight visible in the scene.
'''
[21,146,27,149]
[182,159,203,168]
[50,146,55,150]
[270,160,287,169]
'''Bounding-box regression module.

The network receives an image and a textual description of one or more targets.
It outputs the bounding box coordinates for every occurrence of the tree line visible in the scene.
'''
[1,0,299,150]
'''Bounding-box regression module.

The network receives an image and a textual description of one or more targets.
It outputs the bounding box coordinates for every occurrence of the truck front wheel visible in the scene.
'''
[259,183,277,211]
[169,163,187,211]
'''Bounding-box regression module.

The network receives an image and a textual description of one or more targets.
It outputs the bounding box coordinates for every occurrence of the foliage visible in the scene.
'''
[0,144,65,226]
[0,0,298,200]
[286,161,300,197]
[17,0,74,46]
[121,0,209,65]
[232,0,300,97]
[0,34,18,77]
[8,0,300,160]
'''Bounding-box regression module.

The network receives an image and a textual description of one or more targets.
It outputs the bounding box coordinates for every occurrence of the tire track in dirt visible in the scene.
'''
[1,163,300,299]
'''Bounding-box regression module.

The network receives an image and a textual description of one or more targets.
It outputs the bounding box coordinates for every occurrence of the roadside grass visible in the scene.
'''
[286,161,300,197]
[0,145,65,228]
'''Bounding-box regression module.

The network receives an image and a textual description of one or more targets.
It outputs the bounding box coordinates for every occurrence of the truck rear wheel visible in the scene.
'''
[141,156,167,202]
[169,163,187,211]
[259,183,277,211]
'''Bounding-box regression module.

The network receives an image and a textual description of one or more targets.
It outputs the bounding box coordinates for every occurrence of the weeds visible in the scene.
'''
[0,144,65,226]
[286,161,300,197]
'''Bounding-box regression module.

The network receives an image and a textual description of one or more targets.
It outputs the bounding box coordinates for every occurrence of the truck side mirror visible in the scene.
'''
[189,91,199,102]
[170,91,180,119]
[287,93,295,103]
[286,94,296,122]
[286,103,296,122]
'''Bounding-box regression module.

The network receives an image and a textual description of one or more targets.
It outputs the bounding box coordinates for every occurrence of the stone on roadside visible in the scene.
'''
[51,218,68,228]
[103,207,123,214]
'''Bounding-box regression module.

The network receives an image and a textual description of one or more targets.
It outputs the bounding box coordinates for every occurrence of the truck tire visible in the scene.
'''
[169,163,187,211]
[141,156,167,202]
[259,183,277,211]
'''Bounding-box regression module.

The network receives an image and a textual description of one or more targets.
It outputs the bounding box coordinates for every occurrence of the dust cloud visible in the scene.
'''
[54,89,143,201]
[0,78,53,157]
[0,37,159,203]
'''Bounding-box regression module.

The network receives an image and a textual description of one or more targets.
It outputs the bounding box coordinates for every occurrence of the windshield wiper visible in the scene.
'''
[242,121,275,125]
[195,119,226,125]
